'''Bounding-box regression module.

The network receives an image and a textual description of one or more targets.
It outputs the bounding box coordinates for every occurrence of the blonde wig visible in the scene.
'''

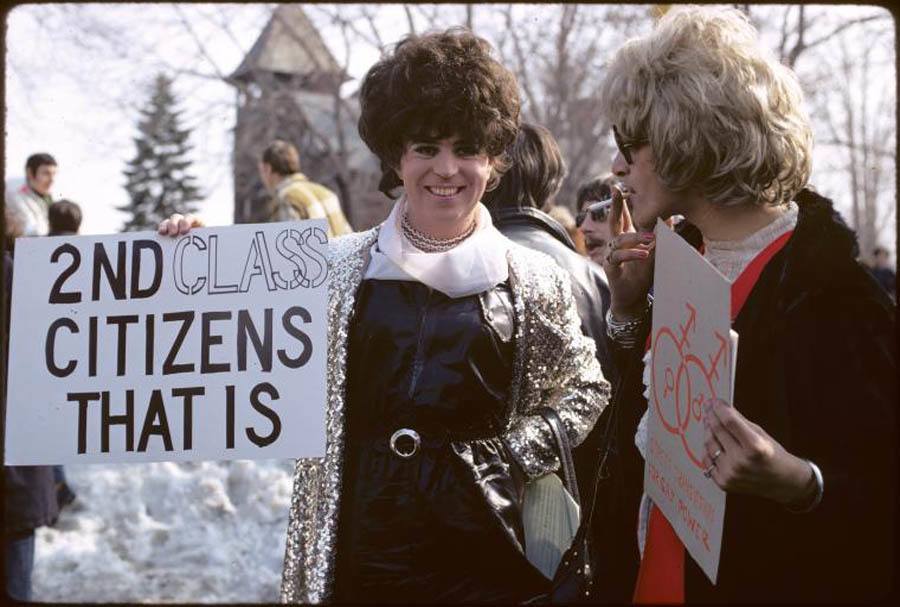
[598,5,813,206]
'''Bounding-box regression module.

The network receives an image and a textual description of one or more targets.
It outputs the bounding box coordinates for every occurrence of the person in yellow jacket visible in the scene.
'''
[257,140,353,237]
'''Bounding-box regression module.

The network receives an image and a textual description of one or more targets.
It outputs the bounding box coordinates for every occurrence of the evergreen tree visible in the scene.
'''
[120,74,202,231]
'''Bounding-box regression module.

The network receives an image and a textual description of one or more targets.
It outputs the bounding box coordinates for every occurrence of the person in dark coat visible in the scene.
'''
[45,199,82,510]
[593,5,896,603]
[869,245,896,300]
[47,198,82,237]
[482,122,615,383]
[2,249,60,602]
[159,29,609,604]
[482,122,618,507]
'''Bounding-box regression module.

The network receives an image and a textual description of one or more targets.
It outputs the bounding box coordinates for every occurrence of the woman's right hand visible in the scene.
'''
[601,186,656,319]
[158,213,205,237]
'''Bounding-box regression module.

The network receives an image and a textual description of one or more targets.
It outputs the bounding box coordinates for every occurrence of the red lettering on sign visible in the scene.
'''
[677,498,711,552]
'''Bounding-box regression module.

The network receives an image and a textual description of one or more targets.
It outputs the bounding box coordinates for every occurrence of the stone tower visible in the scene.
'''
[227,5,390,228]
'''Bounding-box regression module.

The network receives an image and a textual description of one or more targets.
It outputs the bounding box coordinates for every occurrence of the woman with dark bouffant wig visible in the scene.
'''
[158,27,607,603]
[274,28,608,603]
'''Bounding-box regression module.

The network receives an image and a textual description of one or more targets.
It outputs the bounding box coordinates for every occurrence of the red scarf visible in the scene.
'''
[632,229,793,604]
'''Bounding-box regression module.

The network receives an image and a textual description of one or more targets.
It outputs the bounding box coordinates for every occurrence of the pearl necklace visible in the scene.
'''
[401,212,476,253]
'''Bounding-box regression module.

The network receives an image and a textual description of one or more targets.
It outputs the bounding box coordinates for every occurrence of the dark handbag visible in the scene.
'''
[524,387,621,603]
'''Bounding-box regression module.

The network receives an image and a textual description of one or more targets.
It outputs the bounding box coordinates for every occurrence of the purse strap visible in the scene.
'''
[536,326,644,529]
[581,324,644,529]
[536,406,581,509]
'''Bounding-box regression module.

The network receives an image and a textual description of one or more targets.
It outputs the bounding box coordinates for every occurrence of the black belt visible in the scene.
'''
[360,421,500,458]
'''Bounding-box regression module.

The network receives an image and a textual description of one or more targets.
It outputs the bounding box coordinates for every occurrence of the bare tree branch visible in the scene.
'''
[360,5,386,51]
[308,5,382,53]
[413,4,443,30]
[403,5,417,35]
[784,5,806,68]
[817,140,896,160]
[503,5,543,123]
[776,5,791,61]
[804,14,889,52]
[171,5,227,80]
[213,5,255,55]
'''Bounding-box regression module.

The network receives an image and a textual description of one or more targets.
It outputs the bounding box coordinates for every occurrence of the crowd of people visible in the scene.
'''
[4,4,897,604]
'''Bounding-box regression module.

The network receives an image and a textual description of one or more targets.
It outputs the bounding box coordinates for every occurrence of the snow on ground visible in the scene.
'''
[32,459,297,603]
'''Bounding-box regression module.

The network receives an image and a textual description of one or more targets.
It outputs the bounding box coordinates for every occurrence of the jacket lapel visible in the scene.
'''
[311,228,378,599]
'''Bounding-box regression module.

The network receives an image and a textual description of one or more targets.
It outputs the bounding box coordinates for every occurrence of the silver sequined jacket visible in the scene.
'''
[280,227,609,603]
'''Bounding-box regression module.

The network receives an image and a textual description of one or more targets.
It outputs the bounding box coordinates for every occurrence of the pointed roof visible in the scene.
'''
[289,90,377,172]
[228,5,345,86]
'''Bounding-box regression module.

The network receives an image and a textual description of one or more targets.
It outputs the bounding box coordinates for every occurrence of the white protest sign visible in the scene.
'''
[645,218,738,583]
[5,220,328,465]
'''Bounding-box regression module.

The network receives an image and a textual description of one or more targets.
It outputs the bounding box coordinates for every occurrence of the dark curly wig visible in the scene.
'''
[358,28,521,198]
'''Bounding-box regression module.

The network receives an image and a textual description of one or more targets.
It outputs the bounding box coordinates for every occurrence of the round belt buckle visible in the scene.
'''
[389,428,421,458]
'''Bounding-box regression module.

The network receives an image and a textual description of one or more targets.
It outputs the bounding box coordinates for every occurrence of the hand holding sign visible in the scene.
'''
[158,213,205,236]
[702,398,817,507]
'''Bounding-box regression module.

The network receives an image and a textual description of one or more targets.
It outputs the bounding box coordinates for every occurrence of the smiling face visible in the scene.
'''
[397,136,494,238]
[612,145,684,231]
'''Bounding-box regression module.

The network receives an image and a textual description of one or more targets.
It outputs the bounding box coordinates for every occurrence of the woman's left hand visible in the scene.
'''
[702,398,814,506]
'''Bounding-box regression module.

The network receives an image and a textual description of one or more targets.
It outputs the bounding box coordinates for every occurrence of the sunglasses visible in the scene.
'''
[612,124,648,165]
[576,199,612,228]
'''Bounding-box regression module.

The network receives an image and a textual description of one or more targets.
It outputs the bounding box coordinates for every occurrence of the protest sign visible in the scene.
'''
[645,219,738,583]
[4,220,328,465]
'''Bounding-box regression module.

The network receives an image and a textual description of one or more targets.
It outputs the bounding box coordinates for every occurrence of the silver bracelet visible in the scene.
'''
[605,298,651,348]
[786,459,824,514]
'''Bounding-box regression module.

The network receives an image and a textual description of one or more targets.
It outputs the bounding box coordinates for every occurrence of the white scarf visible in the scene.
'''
[364,197,511,298]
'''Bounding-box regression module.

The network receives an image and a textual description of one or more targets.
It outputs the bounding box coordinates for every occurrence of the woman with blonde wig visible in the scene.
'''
[593,5,895,602]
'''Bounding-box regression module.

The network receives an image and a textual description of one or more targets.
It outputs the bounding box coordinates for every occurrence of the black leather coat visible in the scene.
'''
[333,279,547,603]
[594,189,897,603]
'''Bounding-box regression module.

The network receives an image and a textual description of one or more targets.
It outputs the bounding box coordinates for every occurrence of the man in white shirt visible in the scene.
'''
[6,153,57,236]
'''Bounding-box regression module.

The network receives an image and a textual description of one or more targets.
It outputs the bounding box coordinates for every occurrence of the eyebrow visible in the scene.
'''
[409,135,477,146]
[410,136,440,144]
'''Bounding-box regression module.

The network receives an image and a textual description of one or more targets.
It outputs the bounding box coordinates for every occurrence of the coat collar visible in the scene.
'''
[274,172,309,195]
[491,206,577,251]
[675,189,863,311]
[326,226,559,424]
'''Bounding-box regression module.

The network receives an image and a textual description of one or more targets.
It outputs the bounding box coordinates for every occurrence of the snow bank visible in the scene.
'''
[32,459,297,602]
